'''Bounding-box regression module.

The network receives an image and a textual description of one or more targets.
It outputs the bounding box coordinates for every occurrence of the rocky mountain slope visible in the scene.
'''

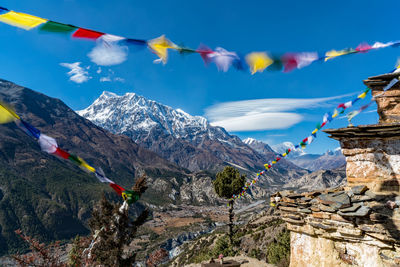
[249,140,345,171]
[77,92,303,176]
[289,149,345,171]
[283,166,346,192]
[0,79,222,255]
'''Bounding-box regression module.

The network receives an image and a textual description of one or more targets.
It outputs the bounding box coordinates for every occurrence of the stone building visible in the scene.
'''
[274,73,400,267]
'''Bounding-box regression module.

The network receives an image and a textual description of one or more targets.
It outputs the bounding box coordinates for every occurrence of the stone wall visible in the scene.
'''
[324,124,400,193]
[272,186,400,266]
[364,73,400,124]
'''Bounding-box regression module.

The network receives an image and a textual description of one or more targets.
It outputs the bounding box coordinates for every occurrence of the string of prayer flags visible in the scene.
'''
[229,85,379,203]
[0,101,136,202]
[1,6,400,74]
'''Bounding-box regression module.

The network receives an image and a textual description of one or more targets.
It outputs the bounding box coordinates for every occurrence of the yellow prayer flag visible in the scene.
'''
[78,157,96,173]
[272,160,276,164]
[0,102,20,124]
[148,35,178,64]
[282,153,287,157]
[0,11,47,30]
[245,52,273,74]
[332,109,339,118]
[358,92,367,99]
[325,49,350,62]
[312,129,318,134]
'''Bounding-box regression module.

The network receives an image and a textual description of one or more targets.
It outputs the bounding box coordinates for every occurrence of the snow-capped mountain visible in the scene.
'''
[77,91,304,174]
[243,138,275,157]
[246,139,345,171]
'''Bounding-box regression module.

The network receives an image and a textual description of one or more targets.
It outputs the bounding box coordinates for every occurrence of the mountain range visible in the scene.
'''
[77,91,305,179]
[250,140,346,171]
[0,81,346,256]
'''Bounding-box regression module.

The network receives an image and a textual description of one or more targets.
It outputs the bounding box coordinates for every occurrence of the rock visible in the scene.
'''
[279,190,293,197]
[282,217,304,224]
[318,193,351,210]
[298,208,312,214]
[346,190,355,198]
[339,203,362,213]
[279,206,298,212]
[287,193,303,199]
[299,196,312,202]
[330,214,352,223]
[351,195,374,203]
[309,222,336,230]
[282,197,296,203]
[338,227,363,237]
[370,213,389,222]
[338,205,370,217]
[359,224,386,234]
[319,204,337,213]
[364,190,377,198]
[351,185,368,195]
[310,206,321,212]
[312,212,331,219]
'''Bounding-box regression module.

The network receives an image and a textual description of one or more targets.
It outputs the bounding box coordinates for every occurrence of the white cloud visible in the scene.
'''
[96,67,102,74]
[205,93,355,132]
[100,77,112,82]
[60,62,91,84]
[114,77,125,82]
[88,41,128,66]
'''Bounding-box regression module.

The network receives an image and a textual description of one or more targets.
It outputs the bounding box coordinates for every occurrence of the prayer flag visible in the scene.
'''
[295,52,319,69]
[72,28,104,40]
[246,52,273,74]
[0,11,47,30]
[100,34,126,43]
[39,20,77,33]
[281,53,298,72]
[324,49,354,61]
[54,148,70,159]
[356,42,372,52]
[18,120,40,139]
[197,44,214,65]
[109,183,125,196]
[207,47,239,72]
[0,102,19,124]
[148,35,178,64]
[38,134,58,154]
[95,168,114,184]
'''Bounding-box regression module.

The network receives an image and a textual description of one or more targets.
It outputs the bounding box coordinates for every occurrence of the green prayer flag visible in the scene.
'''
[68,154,82,165]
[39,20,77,33]
[122,190,140,204]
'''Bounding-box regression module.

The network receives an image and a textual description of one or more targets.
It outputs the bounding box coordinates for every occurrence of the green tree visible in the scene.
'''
[213,166,246,245]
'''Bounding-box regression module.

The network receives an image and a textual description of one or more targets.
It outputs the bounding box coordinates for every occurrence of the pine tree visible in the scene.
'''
[70,174,149,266]
[213,166,246,245]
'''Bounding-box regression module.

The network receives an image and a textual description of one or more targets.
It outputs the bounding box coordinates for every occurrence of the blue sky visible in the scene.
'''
[0,0,398,154]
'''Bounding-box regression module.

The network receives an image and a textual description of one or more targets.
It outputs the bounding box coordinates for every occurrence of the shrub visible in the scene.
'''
[266,230,290,267]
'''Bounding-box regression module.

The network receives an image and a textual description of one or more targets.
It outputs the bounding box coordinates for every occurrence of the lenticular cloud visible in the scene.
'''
[88,41,128,66]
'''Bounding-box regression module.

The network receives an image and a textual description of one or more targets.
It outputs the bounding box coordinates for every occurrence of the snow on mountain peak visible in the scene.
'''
[243,137,257,145]
[77,90,231,142]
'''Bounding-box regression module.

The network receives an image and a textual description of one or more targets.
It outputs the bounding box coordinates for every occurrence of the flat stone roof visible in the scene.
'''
[324,123,400,140]
[364,72,400,88]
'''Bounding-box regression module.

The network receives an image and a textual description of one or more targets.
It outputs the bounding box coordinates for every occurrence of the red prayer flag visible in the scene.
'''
[53,147,70,159]
[282,53,298,72]
[109,183,125,195]
[72,28,104,40]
